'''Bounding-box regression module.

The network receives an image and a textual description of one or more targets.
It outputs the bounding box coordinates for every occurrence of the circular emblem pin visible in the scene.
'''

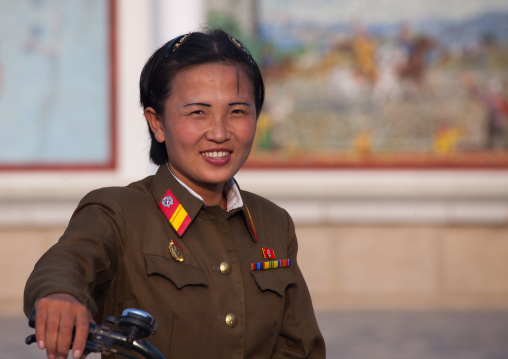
[162,196,174,208]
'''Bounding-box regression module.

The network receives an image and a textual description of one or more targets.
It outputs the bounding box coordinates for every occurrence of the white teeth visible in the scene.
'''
[203,151,230,158]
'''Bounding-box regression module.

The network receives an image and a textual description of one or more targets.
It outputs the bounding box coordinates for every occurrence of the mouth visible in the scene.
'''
[201,151,231,159]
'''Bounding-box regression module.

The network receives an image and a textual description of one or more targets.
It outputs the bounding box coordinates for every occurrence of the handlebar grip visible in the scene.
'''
[25,334,37,345]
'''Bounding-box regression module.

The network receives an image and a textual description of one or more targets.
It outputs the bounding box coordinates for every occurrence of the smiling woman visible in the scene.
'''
[144,63,257,208]
[24,29,325,359]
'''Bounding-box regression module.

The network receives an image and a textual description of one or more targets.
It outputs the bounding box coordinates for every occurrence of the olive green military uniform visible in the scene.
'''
[24,165,325,358]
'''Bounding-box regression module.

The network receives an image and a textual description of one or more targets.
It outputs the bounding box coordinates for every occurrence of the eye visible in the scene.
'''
[190,110,205,116]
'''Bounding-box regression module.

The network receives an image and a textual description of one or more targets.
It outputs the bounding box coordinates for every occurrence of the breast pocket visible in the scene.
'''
[144,253,209,289]
[250,267,298,297]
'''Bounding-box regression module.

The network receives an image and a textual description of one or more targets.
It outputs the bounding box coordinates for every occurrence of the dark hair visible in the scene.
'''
[139,28,265,165]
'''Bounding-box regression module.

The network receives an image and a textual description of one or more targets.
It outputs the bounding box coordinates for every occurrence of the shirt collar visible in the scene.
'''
[223,178,244,211]
[166,163,243,212]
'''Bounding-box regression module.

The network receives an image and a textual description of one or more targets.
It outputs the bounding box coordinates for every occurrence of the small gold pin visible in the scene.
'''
[169,240,184,262]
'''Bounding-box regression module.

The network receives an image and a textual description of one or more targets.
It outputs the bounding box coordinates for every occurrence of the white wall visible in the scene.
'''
[0,0,507,228]
[0,0,205,227]
[236,169,508,224]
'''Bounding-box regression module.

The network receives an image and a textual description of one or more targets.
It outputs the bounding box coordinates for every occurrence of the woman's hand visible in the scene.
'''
[34,293,93,359]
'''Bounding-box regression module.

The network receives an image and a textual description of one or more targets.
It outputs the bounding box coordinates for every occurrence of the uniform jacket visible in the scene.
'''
[24,165,325,358]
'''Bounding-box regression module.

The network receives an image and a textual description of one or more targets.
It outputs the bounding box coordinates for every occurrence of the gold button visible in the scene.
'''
[220,261,232,275]
[225,313,237,328]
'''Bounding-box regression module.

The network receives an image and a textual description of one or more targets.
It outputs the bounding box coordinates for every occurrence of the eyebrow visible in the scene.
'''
[183,102,251,107]
[183,102,211,107]
[229,102,251,107]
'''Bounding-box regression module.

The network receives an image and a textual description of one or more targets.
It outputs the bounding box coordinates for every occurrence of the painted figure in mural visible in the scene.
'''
[396,23,438,94]
[462,72,508,149]
[24,29,325,359]
[350,22,378,86]
[398,35,435,87]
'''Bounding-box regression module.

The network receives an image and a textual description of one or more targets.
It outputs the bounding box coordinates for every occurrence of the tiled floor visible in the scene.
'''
[3,311,508,358]
[316,310,508,359]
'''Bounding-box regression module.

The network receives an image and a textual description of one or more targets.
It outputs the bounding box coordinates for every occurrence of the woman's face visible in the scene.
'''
[148,63,257,194]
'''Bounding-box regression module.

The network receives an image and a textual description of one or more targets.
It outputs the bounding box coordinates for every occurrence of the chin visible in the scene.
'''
[201,171,235,184]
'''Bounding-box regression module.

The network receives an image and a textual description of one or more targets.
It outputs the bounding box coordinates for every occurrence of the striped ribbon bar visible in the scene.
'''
[251,259,291,271]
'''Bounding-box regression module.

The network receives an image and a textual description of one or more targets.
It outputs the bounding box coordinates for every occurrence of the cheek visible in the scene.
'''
[236,119,257,145]
[166,120,202,148]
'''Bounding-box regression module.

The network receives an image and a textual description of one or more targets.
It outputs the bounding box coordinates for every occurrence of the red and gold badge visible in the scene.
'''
[262,247,276,259]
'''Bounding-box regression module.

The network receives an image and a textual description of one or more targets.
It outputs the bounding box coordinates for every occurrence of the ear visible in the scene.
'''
[145,107,165,143]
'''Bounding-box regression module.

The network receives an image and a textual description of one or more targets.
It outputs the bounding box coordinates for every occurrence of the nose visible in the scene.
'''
[205,116,231,143]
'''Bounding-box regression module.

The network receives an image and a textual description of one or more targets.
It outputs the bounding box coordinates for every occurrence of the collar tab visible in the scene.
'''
[159,188,192,237]
[243,206,258,242]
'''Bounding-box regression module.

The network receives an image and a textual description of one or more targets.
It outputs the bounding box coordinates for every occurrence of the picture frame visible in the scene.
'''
[0,0,117,171]
[245,0,508,169]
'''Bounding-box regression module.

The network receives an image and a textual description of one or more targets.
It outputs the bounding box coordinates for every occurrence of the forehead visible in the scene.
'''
[171,63,253,94]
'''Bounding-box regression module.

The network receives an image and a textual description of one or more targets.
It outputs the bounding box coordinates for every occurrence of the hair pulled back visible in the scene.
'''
[139,28,265,165]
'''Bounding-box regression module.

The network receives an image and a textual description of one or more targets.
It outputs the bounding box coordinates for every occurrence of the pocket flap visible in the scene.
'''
[144,253,208,289]
[250,267,297,296]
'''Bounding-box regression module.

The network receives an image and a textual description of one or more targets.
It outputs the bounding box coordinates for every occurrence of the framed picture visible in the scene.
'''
[0,0,116,170]
[244,0,508,169]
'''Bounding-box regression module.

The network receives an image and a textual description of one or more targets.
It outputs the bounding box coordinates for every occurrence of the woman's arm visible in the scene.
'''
[24,191,125,359]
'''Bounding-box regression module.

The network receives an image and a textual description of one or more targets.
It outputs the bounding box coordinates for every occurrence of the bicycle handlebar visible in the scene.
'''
[26,308,166,359]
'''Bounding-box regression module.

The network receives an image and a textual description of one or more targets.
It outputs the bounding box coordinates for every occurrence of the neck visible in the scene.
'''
[167,164,227,209]
[197,185,227,209]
